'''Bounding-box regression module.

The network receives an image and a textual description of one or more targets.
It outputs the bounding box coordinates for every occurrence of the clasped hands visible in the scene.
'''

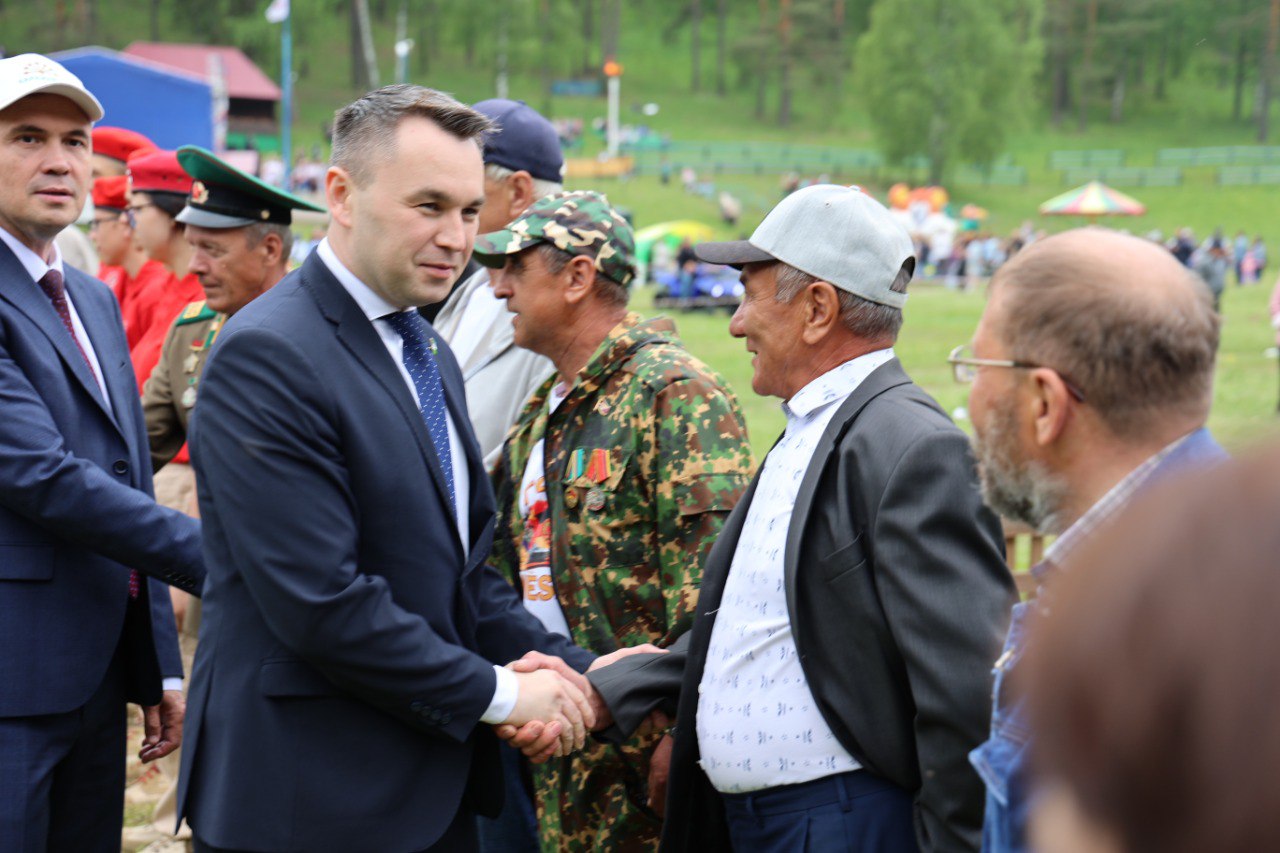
[493,645,668,764]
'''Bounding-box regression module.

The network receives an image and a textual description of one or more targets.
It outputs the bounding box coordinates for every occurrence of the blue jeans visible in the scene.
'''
[970,601,1035,853]
[720,770,918,852]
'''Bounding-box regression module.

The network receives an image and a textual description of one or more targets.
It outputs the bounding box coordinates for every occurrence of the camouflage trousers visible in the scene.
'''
[533,731,663,852]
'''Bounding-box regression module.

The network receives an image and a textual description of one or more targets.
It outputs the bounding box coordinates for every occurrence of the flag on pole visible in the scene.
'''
[265,0,289,23]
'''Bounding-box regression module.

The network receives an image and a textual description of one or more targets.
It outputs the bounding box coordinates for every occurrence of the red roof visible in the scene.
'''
[124,42,281,102]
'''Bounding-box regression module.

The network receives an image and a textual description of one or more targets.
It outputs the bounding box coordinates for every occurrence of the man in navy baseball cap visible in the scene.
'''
[474,98,566,187]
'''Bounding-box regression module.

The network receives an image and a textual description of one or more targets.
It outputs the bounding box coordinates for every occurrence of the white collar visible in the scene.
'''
[783,347,895,420]
[0,224,65,284]
[316,237,404,322]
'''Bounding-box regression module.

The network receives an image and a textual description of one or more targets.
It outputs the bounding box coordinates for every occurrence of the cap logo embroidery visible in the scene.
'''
[191,181,209,205]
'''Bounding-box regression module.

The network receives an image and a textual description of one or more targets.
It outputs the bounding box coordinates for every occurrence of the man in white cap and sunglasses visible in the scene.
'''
[0,54,204,850]
[582,184,1015,852]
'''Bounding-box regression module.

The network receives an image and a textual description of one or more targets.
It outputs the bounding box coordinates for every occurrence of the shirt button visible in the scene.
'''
[112,460,129,476]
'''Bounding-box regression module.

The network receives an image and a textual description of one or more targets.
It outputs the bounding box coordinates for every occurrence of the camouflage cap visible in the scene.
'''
[472,190,636,287]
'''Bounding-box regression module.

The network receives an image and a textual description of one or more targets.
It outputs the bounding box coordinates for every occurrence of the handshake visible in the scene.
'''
[492,645,669,764]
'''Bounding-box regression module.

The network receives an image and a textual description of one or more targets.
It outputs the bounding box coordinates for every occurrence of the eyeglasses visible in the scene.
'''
[89,216,118,231]
[947,344,1086,403]
[124,203,155,228]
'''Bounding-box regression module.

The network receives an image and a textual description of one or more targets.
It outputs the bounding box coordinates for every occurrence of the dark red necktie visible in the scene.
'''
[39,270,139,600]
[38,269,98,384]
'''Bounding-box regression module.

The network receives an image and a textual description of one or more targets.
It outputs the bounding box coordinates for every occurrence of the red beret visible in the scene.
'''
[127,150,193,196]
[92,176,129,212]
[92,126,157,164]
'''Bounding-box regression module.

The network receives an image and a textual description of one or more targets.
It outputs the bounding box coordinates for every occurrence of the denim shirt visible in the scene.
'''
[970,427,1227,853]
[970,600,1036,853]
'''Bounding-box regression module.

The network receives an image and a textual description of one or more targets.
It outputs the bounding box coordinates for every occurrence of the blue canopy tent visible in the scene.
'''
[53,47,213,150]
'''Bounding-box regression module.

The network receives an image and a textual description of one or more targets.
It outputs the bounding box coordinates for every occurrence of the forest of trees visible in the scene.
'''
[8,0,1280,179]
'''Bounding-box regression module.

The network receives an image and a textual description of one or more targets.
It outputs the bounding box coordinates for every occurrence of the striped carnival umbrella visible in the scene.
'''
[1039,180,1146,222]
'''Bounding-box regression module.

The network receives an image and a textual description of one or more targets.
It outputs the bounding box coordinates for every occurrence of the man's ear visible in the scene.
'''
[1029,368,1075,448]
[799,280,842,345]
[325,166,355,228]
[258,230,286,267]
[507,171,538,221]
[562,255,598,306]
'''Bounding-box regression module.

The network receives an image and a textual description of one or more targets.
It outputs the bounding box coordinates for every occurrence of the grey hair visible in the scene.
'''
[331,84,493,185]
[774,261,911,342]
[243,221,294,258]
[535,243,629,308]
[485,162,563,201]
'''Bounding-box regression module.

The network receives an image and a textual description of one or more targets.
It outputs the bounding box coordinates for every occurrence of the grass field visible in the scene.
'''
[631,278,1280,461]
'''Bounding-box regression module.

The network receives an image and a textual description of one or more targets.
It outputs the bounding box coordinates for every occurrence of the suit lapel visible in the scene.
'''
[302,254,459,532]
[0,244,115,425]
[432,324,493,570]
[64,269,129,437]
[783,359,913,611]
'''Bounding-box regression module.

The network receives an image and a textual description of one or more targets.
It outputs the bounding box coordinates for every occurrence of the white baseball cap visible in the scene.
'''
[0,54,104,122]
[695,184,915,309]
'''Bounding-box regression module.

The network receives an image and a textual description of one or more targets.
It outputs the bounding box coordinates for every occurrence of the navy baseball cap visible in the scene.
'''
[473,99,564,184]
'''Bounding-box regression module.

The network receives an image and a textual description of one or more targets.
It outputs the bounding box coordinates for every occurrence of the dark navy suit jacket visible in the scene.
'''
[0,237,200,719]
[178,251,594,851]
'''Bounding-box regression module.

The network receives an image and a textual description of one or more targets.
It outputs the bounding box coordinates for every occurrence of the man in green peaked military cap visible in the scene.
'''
[143,145,325,473]
[130,146,324,848]
[477,190,755,852]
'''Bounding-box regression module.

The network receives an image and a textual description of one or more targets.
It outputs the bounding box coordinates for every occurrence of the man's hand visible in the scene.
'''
[494,718,563,765]
[169,588,189,634]
[647,733,674,817]
[139,689,185,763]
[501,669,594,756]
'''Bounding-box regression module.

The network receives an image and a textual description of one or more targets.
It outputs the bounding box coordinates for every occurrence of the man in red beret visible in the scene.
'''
[91,125,157,179]
[91,175,163,348]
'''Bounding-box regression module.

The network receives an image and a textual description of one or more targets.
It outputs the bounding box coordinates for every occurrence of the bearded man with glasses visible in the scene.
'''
[955,228,1227,853]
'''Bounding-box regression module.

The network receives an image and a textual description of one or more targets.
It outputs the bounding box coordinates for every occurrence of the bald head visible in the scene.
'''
[987,227,1218,440]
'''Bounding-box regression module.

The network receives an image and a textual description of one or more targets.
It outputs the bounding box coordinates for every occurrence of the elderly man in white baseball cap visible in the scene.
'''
[584,184,1016,852]
[0,53,200,851]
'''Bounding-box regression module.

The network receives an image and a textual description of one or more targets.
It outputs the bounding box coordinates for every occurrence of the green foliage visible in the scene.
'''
[854,0,1044,183]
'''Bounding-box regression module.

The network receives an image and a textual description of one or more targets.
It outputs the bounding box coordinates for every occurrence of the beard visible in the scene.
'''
[972,401,1069,534]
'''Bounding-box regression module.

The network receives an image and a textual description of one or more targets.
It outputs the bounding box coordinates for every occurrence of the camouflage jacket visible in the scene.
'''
[491,312,754,852]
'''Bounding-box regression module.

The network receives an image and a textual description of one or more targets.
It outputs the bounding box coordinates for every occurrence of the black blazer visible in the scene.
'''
[591,359,1016,852]
[0,240,196,718]
[177,252,594,851]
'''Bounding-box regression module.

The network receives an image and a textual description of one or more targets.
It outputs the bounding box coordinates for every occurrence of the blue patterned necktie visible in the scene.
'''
[382,311,455,511]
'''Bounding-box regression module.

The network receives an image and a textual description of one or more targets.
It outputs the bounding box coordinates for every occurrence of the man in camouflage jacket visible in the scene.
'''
[475,191,754,852]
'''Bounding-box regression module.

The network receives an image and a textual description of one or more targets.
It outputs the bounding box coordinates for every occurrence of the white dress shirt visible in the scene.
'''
[316,240,516,723]
[696,348,895,793]
[0,226,111,409]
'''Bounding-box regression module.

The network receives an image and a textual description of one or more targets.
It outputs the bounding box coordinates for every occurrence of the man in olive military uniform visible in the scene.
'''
[477,191,755,852]
[129,146,323,850]
[142,145,324,476]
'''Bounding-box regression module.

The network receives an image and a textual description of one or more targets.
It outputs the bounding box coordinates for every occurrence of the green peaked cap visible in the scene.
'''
[175,145,325,229]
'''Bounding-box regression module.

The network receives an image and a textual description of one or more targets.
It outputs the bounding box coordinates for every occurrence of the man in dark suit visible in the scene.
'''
[0,54,204,851]
[177,85,599,853]
[581,185,1017,852]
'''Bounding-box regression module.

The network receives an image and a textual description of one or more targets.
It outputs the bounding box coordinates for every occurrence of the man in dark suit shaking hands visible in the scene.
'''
[585,185,1017,852]
[178,85,598,853]
[0,54,204,851]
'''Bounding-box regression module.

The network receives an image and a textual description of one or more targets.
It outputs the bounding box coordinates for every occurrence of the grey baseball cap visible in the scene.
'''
[694,184,915,309]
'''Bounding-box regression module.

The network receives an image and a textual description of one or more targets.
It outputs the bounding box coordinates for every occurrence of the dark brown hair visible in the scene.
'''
[330,84,492,186]
[1024,446,1280,853]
